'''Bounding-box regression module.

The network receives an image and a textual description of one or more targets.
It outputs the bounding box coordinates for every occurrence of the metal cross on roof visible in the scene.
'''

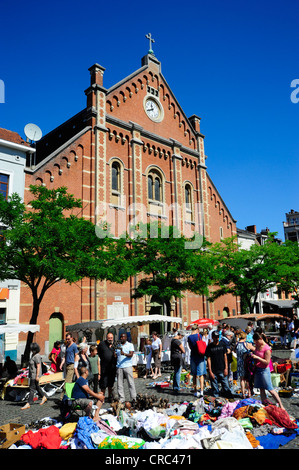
[145,33,155,54]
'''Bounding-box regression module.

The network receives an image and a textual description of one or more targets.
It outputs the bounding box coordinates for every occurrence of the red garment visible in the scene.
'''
[50,347,61,372]
[264,405,298,430]
[21,425,62,449]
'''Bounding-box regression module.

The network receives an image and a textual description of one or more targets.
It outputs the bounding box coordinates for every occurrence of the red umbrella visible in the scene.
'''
[187,318,219,330]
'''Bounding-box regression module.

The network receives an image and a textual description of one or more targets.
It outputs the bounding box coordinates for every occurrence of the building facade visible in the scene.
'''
[20,52,239,355]
[0,129,35,361]
[284,210,299,244]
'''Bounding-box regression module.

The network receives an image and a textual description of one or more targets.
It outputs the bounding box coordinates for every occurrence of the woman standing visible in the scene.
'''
[202,328,209,346]
[170,330,185,395]
[236,331,255,398]
[151,331,162,379]
[143,338,153,379]
[21,343,47,410]
[251,332,284,408]
[49,341,61,372]
[76,343,93,384]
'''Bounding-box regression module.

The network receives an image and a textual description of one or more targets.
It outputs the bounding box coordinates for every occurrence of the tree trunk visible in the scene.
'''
[21,295,41,367]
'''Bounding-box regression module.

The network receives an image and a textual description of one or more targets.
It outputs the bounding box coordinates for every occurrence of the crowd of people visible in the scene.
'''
[170,321,287,410]
[17,318,298,419]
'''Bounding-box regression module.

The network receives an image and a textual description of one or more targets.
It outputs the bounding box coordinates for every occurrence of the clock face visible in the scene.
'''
[145,98,161,121]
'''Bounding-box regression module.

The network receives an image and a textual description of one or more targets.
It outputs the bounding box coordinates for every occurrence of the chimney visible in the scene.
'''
[189,115,201,133]
[89,63,105,87]
[245,225,257,234]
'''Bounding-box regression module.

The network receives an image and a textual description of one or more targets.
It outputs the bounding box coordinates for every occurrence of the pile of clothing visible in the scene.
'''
[8,394,299,450]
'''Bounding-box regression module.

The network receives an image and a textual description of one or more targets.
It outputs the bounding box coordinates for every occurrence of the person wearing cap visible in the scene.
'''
[187,324,206,398]
[205,330,233,398]
[170,330,185,395]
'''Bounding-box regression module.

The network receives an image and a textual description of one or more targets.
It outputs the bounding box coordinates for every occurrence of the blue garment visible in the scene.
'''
[190,357,206,376]
[188,333,206,363]
[254,366,274,391]
[246,333,253,343]
[65,342,78,365]
[75,416,99,449]
[209,372,232,398]
[173,364,182,392]
[72,376,89,399]
[116,341,134,369]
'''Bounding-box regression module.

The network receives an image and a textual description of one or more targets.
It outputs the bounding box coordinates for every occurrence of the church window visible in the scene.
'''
[111,160,123,206]
[148,170,163,203]
[112,162,120,192]
[184,183,193,221]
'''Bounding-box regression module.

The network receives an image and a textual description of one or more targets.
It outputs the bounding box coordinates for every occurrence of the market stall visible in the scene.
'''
[68,314,182,350]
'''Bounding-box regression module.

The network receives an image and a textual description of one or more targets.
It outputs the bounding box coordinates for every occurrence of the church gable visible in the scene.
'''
[105,54,198,151]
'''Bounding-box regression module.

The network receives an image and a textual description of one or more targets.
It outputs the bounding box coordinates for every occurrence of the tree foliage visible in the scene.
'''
[0,185,132,362]
[209,234,299,312]
[127,221,214,301]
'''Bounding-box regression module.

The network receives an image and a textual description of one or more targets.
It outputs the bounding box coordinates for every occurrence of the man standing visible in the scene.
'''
[116,333,137,403]
[60,333,79,390]
[170,330,185,395]
[187,324,206,397]
[206,330,233,398]
[72,367,105,421]
[220,330,235,383]
[97,332,117,401]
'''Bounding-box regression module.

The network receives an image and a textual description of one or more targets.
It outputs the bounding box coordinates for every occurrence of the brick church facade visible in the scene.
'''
[21,51,239,353]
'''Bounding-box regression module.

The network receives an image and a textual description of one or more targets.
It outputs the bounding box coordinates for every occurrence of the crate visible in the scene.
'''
[0,423,26,449]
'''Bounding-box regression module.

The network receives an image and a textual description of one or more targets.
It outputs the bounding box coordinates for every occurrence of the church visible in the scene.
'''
[21,38,239,352]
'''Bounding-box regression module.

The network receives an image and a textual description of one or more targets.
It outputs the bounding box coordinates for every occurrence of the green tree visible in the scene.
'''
[128,221,214,303]
[209,234,299,313]
[0,186,131,363]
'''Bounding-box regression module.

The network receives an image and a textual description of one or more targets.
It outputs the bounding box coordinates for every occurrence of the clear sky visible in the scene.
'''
[0,0,298,239]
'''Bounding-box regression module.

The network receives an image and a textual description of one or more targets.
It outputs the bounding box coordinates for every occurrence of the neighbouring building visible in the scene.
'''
[18,47,240,356]
[237,225,297,317]
[0,128,35,361]
[284,209,299,244]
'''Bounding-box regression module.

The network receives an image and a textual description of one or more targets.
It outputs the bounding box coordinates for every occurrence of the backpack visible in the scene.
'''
[59,395,72,423]
[196,334,207,356]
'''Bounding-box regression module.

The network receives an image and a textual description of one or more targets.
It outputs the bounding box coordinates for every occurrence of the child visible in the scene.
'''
[143,338,154,379]
[88,345,101,393]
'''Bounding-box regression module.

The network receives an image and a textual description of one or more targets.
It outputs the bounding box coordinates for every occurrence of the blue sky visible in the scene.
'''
[0,0,298,239]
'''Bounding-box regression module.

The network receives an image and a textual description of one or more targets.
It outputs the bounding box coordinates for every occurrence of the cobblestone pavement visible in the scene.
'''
[0,373,298,449]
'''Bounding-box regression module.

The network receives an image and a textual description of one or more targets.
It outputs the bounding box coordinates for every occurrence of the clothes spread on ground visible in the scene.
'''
[9,390,298,450]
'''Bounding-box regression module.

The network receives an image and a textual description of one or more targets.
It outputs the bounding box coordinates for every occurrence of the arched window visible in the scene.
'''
[148,175,153,200]
[185,185,191,210]
[111,160,122,206]
[148,170,162,203]
[185,183,193,222]
[154,176,161,202]
[112,162,120,192]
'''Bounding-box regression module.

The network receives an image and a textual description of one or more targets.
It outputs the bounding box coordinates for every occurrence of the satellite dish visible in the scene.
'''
[24,123,42,142]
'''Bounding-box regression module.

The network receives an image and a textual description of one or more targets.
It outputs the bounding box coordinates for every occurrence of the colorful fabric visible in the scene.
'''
[21,425,62,449]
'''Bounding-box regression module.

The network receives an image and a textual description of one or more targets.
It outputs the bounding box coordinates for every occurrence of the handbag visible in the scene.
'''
[196,334,207,356]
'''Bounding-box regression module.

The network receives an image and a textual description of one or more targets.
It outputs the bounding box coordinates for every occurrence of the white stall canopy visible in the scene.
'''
[68,315,181,332]
[0,324,40,335]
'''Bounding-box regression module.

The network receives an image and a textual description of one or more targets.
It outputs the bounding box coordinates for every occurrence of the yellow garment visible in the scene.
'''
[168,415,186,420]
[246,431,260,448]
[251,408,268,425]
[59,422,77,440]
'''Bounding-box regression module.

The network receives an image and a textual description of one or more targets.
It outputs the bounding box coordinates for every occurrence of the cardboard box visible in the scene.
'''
[16,377,29,386]
[0,423,26,449]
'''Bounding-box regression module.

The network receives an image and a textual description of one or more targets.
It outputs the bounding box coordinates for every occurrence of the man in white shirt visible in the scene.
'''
[116,333,137,402]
